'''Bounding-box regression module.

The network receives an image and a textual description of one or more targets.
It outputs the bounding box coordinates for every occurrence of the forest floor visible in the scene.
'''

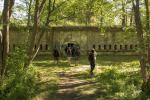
[31,55,147,100]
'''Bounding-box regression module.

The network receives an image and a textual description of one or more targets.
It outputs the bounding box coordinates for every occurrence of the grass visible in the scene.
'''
[31,55,150,100]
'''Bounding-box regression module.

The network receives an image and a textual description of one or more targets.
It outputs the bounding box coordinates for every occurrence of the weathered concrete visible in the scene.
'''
[9,26,138,54]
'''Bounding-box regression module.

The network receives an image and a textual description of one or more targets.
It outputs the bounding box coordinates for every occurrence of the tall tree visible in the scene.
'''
[121,0,126,28]
[29,0,66,63]
[144,0,149,31]
[26,0,33,29]
[1,0,15,77]
[132,0,148,82]
[24,0,47,68]
[24,0,67,68]
[31,0,56,61]
[129,6,134,26]
[0,31,2,75]
[1,0,10,77]
[144,0,150,64]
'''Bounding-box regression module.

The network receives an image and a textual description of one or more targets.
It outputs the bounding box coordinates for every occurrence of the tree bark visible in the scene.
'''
[133,0,148,82]
[9,0,15,17]
[0,32,2,75]
[0,0,15,23]
[130,14,133,26]
[144,0,150,64]
[144,0,150,31]
[1,0,10,77]
[100,10,103,28]
[122,1,126,28]
[130,7,134,26]
[27,0,33,29]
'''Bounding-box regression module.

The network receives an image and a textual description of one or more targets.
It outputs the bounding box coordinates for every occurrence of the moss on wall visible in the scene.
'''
[9,26,138,52]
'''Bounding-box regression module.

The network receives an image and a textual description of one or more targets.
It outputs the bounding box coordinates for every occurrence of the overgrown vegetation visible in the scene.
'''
[0,47,37,100]
[96,64,142,99]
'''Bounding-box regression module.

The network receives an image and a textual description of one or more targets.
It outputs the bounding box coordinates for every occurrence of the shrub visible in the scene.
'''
[0,46,37,100]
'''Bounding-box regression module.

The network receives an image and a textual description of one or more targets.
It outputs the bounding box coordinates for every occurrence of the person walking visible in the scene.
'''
[88,48,96,77]
[52,48,60,64]
[66,46,72,65]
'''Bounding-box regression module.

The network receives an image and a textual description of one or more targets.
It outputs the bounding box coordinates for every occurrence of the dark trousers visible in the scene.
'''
[90,62,95,75]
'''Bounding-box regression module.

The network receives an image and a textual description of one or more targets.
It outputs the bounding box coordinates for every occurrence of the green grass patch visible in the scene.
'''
[32,55,150,100]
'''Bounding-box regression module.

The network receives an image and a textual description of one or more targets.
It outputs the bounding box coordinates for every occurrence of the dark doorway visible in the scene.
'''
[64,42,80,55]
[68,43,74,48]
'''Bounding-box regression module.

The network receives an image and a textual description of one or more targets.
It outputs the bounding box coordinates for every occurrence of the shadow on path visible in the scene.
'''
[32,55,140,100]
[53,66,102,100]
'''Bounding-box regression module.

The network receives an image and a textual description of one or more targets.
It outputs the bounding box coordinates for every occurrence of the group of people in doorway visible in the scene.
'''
[52,44,80,65]
[65,44,80,66]
[52,44,97,77]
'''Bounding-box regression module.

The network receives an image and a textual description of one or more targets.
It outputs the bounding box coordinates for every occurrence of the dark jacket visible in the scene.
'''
[53,49,59,57]
[88,52,95,64]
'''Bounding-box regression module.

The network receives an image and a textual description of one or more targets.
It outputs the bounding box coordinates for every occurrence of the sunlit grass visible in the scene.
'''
[31,55,150,100]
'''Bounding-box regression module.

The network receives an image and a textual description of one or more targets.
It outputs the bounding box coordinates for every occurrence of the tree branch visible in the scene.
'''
[9,0,15,17]
[38,0,47,18]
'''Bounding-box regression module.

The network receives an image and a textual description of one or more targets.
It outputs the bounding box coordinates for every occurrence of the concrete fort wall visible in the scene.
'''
[9,26,138,55]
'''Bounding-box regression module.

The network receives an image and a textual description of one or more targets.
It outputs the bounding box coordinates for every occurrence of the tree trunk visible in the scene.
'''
[130,7,133,26]
[24,0,46,68]
[24,0,66,67]
[147,48,150,64]
[130,14,133,26]
[144,0,150,31]
[9,0,15,17]
[122,1,126,28]
[0,0,15,22]
[144,0,150,64]
[31,0,53,61]
[1,0,10,77]
[24,0,39,68]
[0,32,2,75]
[133,0,148,82]
[100,10,103,29]
[27,0,33,29]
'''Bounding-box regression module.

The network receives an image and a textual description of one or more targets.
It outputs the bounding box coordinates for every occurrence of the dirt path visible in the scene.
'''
[33,65,100,100]
[54,65,98,100]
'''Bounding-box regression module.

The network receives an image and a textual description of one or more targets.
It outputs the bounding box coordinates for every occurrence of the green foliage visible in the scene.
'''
[95,63,144,100]
[141,78,150,95]
[3,0,147,28]
[0,46,37,100]
[33,55,147,99]
[7,46,26,74]
[1,67,37,100]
